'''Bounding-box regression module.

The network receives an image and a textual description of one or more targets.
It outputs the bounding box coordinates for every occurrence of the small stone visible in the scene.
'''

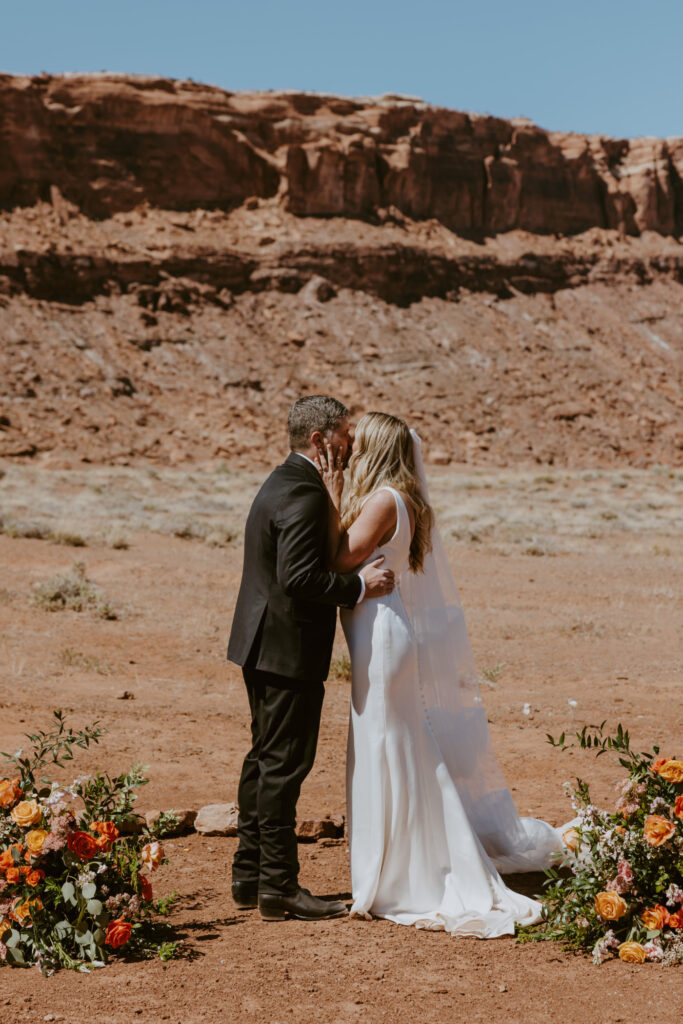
[194,802,239,836]
[116,690,135,700]
[296,817,344,842]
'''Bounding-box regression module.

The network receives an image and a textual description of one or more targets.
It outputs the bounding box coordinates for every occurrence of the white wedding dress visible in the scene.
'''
[341,443,564,937]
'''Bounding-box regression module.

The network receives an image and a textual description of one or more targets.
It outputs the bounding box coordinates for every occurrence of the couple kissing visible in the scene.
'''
[228,396,565,933]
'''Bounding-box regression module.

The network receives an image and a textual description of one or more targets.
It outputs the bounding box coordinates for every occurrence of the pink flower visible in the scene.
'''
[643,941,664,962]
[617,860,633,881]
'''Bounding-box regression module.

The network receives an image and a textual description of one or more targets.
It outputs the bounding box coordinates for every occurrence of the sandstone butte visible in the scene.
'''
[0,73,681,468]
[2,73,683,233]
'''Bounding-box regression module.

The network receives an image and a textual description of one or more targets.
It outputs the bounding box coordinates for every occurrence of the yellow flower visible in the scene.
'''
[24,829,49,856]
[654,760,683,784]
[594,892,627,920]
[10,800,42,828]
[643,814,676,847]
[562,828,580,852]
[618,942,646,964]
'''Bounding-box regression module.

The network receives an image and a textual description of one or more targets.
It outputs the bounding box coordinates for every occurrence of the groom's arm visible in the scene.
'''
[275,485,362,608]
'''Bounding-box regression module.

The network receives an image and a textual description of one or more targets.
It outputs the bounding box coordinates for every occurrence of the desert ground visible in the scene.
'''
[0,461,681,1023]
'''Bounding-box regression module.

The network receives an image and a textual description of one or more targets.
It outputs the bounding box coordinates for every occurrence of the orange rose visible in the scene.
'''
[26,869,45,888]
[618,941,646,963]
[668,910,683,929]
[0,845,23,871]
[641,905,670,930]
[674,795,683,819]
[90,821,120,853]
[140,875,153,902]
[25,829,49,857]
[5,866,20,884]
[562,828,580,852]
[595,892,627,920]
[0,778,22,808]
[643,815,677,847]
[11,896,42,925]
[654,759,683,784]
[10,800,42,828]
[615,825,627,836]
[105,918,132,949]
[652,757,669,773]
[67,831,99,861]
[141,841,164,871]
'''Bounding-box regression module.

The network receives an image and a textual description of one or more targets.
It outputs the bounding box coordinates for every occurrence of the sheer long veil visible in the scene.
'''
[400,430,562,872]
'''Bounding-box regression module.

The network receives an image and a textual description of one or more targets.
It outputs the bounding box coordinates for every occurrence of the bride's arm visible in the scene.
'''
[315,444,396,572]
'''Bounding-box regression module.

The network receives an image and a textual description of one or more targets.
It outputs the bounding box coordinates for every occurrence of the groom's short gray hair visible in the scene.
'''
[287,395,349,450]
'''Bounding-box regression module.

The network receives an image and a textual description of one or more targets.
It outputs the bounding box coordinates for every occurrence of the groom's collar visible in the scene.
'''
[284,450,326,490]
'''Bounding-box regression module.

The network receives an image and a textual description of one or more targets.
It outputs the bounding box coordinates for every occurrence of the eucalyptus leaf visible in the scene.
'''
[75,928,93,946]
[86,899,103,916]
[81,882,97,900]
[93,927,106,945]
[5,946,25,965]
[54,920,72,939]
[5,929,21,948]
[61,881,76,902]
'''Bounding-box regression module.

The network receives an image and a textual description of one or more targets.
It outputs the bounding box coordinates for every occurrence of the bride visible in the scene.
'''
[315,412,564,937]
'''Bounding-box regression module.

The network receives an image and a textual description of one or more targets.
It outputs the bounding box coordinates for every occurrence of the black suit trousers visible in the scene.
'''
[232,666,324,893]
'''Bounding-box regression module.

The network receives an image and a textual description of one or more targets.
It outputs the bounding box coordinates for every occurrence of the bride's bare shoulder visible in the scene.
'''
[358,488,396,519]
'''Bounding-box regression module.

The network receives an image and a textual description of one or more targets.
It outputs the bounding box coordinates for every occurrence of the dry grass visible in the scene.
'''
[32,560,117,619]
[57,647,115,674]
[330,653,352,682]
[0,463,680,559]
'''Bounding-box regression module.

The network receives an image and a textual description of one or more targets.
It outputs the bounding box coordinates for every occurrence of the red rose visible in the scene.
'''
[67,831,99,861]
[105,918,132,949]
[140,875,153,902]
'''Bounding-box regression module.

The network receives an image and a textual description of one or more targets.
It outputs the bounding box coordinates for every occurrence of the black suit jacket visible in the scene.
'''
[227,453,362,681]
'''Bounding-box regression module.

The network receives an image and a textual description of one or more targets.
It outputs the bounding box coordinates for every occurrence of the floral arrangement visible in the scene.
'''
[0,711,177,974]
[527,723,683,965]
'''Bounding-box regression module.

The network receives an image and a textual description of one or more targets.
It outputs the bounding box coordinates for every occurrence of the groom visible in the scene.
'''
[228,396,394,921]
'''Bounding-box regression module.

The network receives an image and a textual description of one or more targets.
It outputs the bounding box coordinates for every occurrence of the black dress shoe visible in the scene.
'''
[232,880,258,909]
[258,887,348,922]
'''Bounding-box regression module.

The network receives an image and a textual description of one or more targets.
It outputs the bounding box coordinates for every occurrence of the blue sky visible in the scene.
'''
[2,1,681,139]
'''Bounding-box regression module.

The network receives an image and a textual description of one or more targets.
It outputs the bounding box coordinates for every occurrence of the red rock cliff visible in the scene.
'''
[1,73,682,236]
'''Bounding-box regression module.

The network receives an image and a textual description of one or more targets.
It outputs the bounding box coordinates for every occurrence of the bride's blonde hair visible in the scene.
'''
[343,412,433,573]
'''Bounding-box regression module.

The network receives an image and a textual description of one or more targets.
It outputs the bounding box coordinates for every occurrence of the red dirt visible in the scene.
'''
[0,525,680,1022]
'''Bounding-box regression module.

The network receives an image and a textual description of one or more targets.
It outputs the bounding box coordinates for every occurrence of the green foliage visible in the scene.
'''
[1,709,102,791]
[154,891,179,917]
